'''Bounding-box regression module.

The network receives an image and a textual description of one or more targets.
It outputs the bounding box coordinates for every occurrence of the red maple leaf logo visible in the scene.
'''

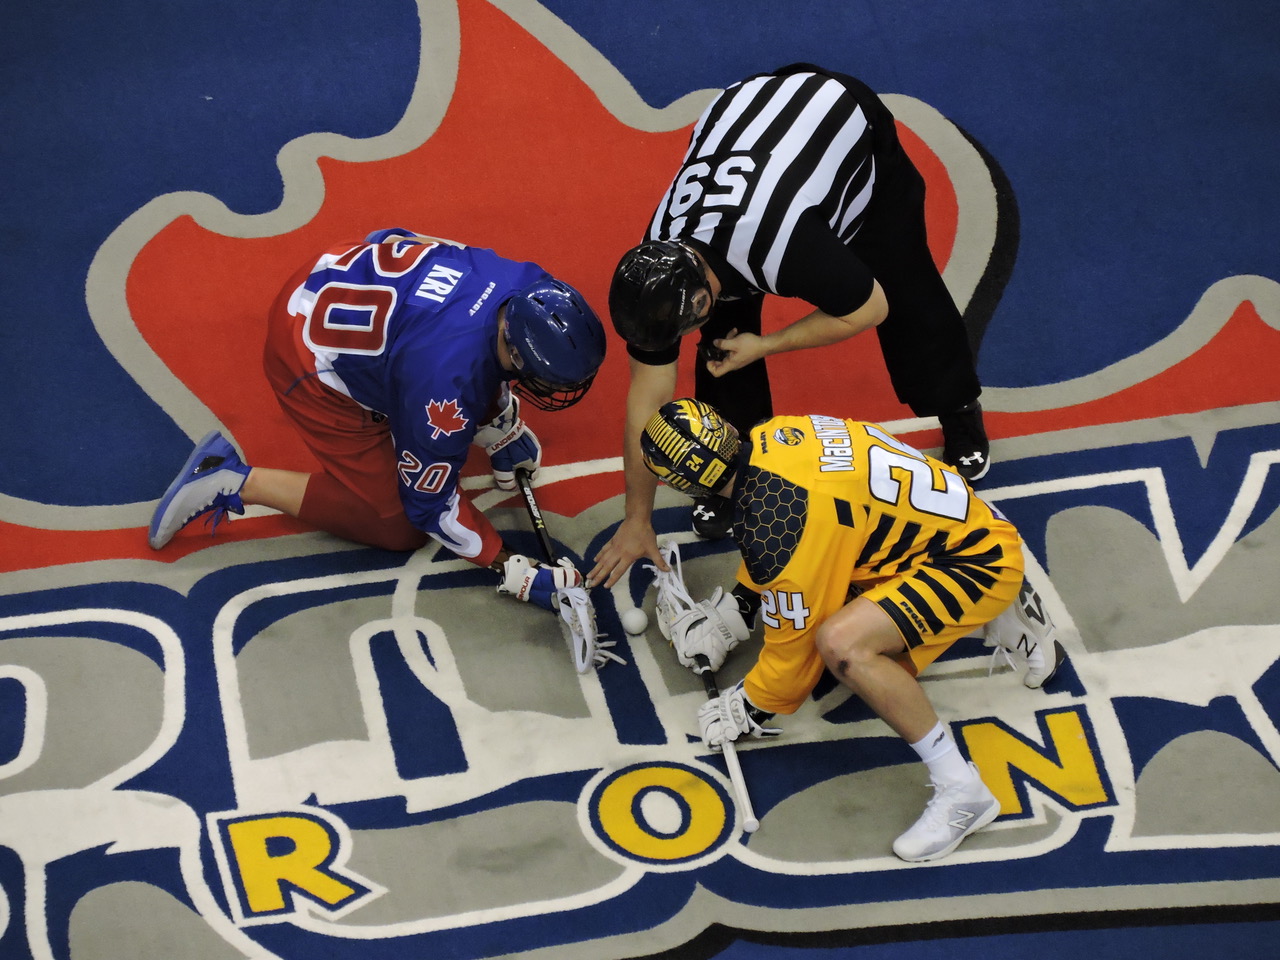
[425,399,469,439]
[101,0,1280,553]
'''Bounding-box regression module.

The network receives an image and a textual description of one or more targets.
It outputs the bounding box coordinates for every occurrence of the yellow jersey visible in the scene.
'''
[735,415,1023,714]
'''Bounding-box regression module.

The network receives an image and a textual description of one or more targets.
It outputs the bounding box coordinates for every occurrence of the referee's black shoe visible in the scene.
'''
[939,402,990,482]
[691,495,733,540]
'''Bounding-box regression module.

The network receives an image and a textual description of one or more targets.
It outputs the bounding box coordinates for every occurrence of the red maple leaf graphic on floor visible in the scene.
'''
[72,0,1272,567]
[126,0,951,478]
[425,399,469,439]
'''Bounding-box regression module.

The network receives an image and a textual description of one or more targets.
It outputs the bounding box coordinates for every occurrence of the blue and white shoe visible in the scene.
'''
[148,431,251,549]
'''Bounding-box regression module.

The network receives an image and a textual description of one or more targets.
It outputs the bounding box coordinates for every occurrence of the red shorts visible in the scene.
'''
[262,261,404,524]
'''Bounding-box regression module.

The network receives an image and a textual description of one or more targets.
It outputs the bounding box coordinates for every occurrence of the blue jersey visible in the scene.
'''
[290,232,547,555]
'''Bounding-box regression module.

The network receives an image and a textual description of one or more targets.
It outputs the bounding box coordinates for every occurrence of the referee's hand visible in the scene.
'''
[589,516,665,589]
[705,328,765,376]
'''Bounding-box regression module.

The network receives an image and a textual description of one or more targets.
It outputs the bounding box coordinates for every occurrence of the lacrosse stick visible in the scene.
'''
[514,469,624,673]
[648,539,696,642]
[695,655,760,833]
[649,541,758,832]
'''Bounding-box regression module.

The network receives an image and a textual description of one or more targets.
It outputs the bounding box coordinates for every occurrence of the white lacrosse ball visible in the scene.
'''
[620,607,650,636]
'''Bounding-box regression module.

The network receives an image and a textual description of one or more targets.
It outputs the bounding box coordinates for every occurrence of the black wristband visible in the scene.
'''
[731,583,762,628]
[745,701,775,725]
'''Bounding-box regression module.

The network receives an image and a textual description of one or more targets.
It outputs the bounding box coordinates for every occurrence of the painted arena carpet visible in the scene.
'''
[3,1,1278,957]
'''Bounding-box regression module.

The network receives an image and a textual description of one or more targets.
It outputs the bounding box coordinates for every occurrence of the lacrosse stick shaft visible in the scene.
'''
[513,468,613,674]
[514,468,558,564]
[695,655,760,833]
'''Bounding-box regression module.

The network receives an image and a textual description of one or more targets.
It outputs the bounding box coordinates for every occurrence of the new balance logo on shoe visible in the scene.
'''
[892,763,1001,862]
[1021,593,1047,624]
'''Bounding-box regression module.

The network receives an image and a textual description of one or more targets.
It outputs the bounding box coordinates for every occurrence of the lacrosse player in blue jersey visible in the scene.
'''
[148,228,605,611]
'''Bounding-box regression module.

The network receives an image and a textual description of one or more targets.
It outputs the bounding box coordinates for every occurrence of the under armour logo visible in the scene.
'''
[959,453,985,466]
[949,808,978,831]
[693,506,715,520]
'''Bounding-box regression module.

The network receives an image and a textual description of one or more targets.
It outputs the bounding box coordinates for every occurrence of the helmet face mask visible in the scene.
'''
[609,241,710,351]
[505,358,594,411]
[640,399,741,497]
[503,279,606,412]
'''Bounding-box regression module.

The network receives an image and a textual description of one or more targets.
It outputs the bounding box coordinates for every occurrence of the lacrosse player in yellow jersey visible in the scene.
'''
[640,398,1064,862]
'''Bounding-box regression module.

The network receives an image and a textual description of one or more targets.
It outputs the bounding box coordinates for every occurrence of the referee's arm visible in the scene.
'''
[588,353,678,587]
[705,279,887,377]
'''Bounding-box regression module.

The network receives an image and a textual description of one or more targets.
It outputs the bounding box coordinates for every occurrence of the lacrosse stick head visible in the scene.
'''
[649,540,697,642]
[557,585,596,673]
[557,585,626,673]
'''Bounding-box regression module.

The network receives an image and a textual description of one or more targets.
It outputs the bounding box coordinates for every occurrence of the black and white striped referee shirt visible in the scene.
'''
[646,65,887,318]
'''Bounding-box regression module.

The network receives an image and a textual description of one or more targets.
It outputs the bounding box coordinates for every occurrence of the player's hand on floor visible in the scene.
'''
[588,516,664,588]
[671,588,750,673]
[697,681,780,751]
[497,555,582,610]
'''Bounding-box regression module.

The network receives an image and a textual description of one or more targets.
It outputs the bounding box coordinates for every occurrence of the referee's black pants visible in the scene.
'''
[695,139,981,434]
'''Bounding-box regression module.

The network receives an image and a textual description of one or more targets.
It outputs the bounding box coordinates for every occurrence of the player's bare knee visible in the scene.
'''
[813,618,840,663]
[815,620,867,678]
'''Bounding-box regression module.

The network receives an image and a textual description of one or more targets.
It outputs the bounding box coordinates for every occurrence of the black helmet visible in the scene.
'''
[608,241,709,351]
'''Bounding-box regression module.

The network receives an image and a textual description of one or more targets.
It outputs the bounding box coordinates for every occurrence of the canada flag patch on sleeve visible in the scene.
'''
[425,398,469,439]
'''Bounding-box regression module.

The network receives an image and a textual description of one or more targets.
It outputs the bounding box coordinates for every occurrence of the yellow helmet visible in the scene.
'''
[640,398,740,496]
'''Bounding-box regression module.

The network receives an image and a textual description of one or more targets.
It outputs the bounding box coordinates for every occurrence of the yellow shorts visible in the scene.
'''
[860,535,1025,675]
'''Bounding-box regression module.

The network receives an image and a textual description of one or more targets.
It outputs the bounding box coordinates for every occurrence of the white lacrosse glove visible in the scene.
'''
[697,681,780,751]
[496,555,581,611]
[670,587,749,674]
[473,387,542,491]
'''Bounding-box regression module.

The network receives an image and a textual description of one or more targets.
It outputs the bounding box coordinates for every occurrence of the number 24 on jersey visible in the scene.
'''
[760,589,811,630]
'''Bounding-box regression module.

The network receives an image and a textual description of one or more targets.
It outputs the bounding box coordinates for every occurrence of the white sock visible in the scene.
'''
[909,722,973,786]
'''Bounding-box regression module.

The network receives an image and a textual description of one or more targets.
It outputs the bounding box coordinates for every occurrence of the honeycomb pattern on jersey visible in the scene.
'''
[733,465,809,584]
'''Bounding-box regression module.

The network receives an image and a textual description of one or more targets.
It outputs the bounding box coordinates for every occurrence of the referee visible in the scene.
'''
[590,63,989,589]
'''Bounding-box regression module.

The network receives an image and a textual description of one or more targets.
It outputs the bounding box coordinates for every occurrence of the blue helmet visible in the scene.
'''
[503,278,607,411]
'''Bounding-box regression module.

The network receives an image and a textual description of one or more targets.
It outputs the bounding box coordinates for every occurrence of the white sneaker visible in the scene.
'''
[985,581,1065,688]
[893,764,1000,862]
